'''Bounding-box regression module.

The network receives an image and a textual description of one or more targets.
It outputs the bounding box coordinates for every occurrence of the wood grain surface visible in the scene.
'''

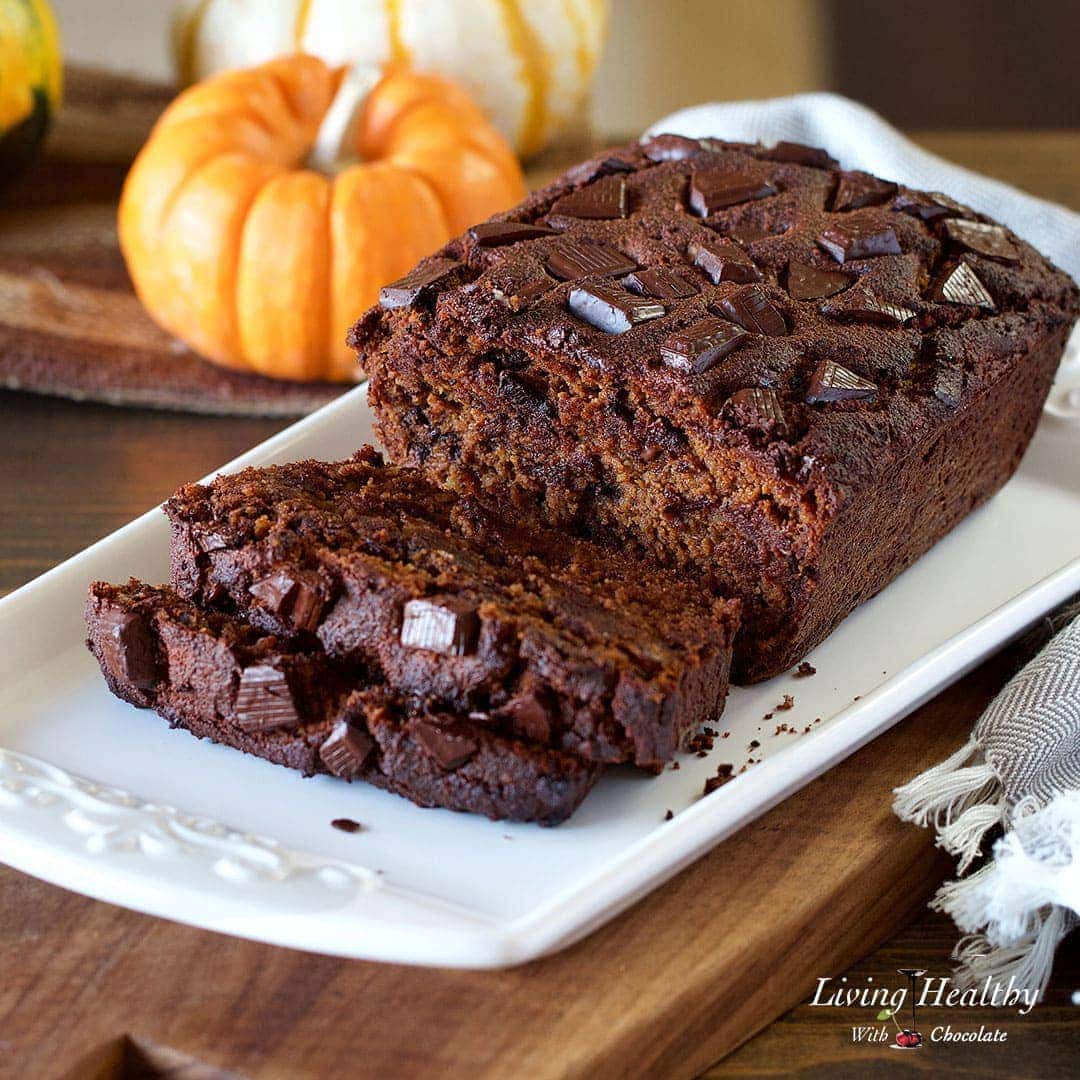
[0,70,1078,1079]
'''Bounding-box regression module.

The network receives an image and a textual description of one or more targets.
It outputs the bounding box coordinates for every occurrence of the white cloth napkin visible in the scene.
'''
[644,92,1080,419]
[646,94,1080,998]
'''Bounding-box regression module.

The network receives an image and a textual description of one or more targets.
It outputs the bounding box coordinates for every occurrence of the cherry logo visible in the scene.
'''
[894,968,926,1050]
[879,969,926,1050]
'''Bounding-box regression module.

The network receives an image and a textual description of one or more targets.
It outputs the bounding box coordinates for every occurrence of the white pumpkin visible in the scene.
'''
[173,0,609,158]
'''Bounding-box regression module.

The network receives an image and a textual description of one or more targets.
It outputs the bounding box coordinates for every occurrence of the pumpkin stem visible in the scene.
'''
[307,63,383,175]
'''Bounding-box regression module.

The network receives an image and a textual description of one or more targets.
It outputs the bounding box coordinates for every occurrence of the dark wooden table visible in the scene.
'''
[0,113,1077,1078]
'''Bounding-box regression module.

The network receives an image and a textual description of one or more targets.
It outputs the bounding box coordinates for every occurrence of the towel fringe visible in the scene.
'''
[892,736,999,829]
[948,907,1070,998]
[931,793,1080,998]
[937,798,1008,873]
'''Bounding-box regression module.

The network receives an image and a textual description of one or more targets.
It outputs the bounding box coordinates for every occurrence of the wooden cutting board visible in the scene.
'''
[0,69,1044,1078]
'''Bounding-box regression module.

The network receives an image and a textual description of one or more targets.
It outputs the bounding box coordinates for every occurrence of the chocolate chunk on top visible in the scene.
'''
[895,190,972,221]
[689,167,778,217]
[623,267,700,299]
[660,317,748,374]
[235,664,301,732]
[931,262,995,309]
[400,596,479,656]
[640,133,705,162]
[689,238,761,285]
[569,281,665,334]
[320,720,375,780]
[563,154,636,186]
[549,175,628,220]
[805,360,878,404]
[379,258,463,309]
[831,171,897,212]
[415,720,479,770]
[469,221,558,247]
[818,218,901,263]
[786,261,852,300]
[824,286,916,326]
[943,219,1020,263]
[493,274,552,309]
[765,141,839,169]
[546,239,636,281]
[716,284,788,336]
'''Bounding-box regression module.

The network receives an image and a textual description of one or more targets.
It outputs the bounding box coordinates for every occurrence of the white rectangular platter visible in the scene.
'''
[1,380,1078,969]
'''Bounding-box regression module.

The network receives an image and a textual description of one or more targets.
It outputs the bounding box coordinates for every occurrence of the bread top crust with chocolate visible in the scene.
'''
[352,136,1079,517]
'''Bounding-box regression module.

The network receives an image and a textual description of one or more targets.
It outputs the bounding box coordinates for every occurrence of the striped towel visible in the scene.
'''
[894,611,1080,997]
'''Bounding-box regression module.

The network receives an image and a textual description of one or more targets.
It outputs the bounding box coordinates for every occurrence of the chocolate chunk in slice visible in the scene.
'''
[623,267,700,299]
[549,175,628,220]
[787,261,852,300]
[641,133,706,162]
[546,239,636,280]
[689,168,778,217]
[806,360,878,404]
[493,690,554,743]
[831,171,897,212]
[824,286,916,326]
[97,607,160,689]
[894,190,971,221]
[414,720,479,770]
[724,387,788,435]
[379,258,463,309]
[320,719,376,780]
[400,596,479,656]
[568,281,665,334]
[689,238,762,285]
[469,221,558,247]
[764,141,839,169]
[249,570,324,632]
[818,218,901,263]
[943,219,1020,263]
[235,664,301,732]
[930,262,995,309]
[716,284,788,336]
[660,317,748,374]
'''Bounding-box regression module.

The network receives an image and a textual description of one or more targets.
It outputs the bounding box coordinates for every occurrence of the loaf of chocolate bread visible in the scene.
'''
[86,581,602,825]
[165,449,739,769]
[351,136,1080,681]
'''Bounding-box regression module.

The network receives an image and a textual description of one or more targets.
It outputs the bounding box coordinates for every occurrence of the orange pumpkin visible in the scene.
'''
[119,56,524,382]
